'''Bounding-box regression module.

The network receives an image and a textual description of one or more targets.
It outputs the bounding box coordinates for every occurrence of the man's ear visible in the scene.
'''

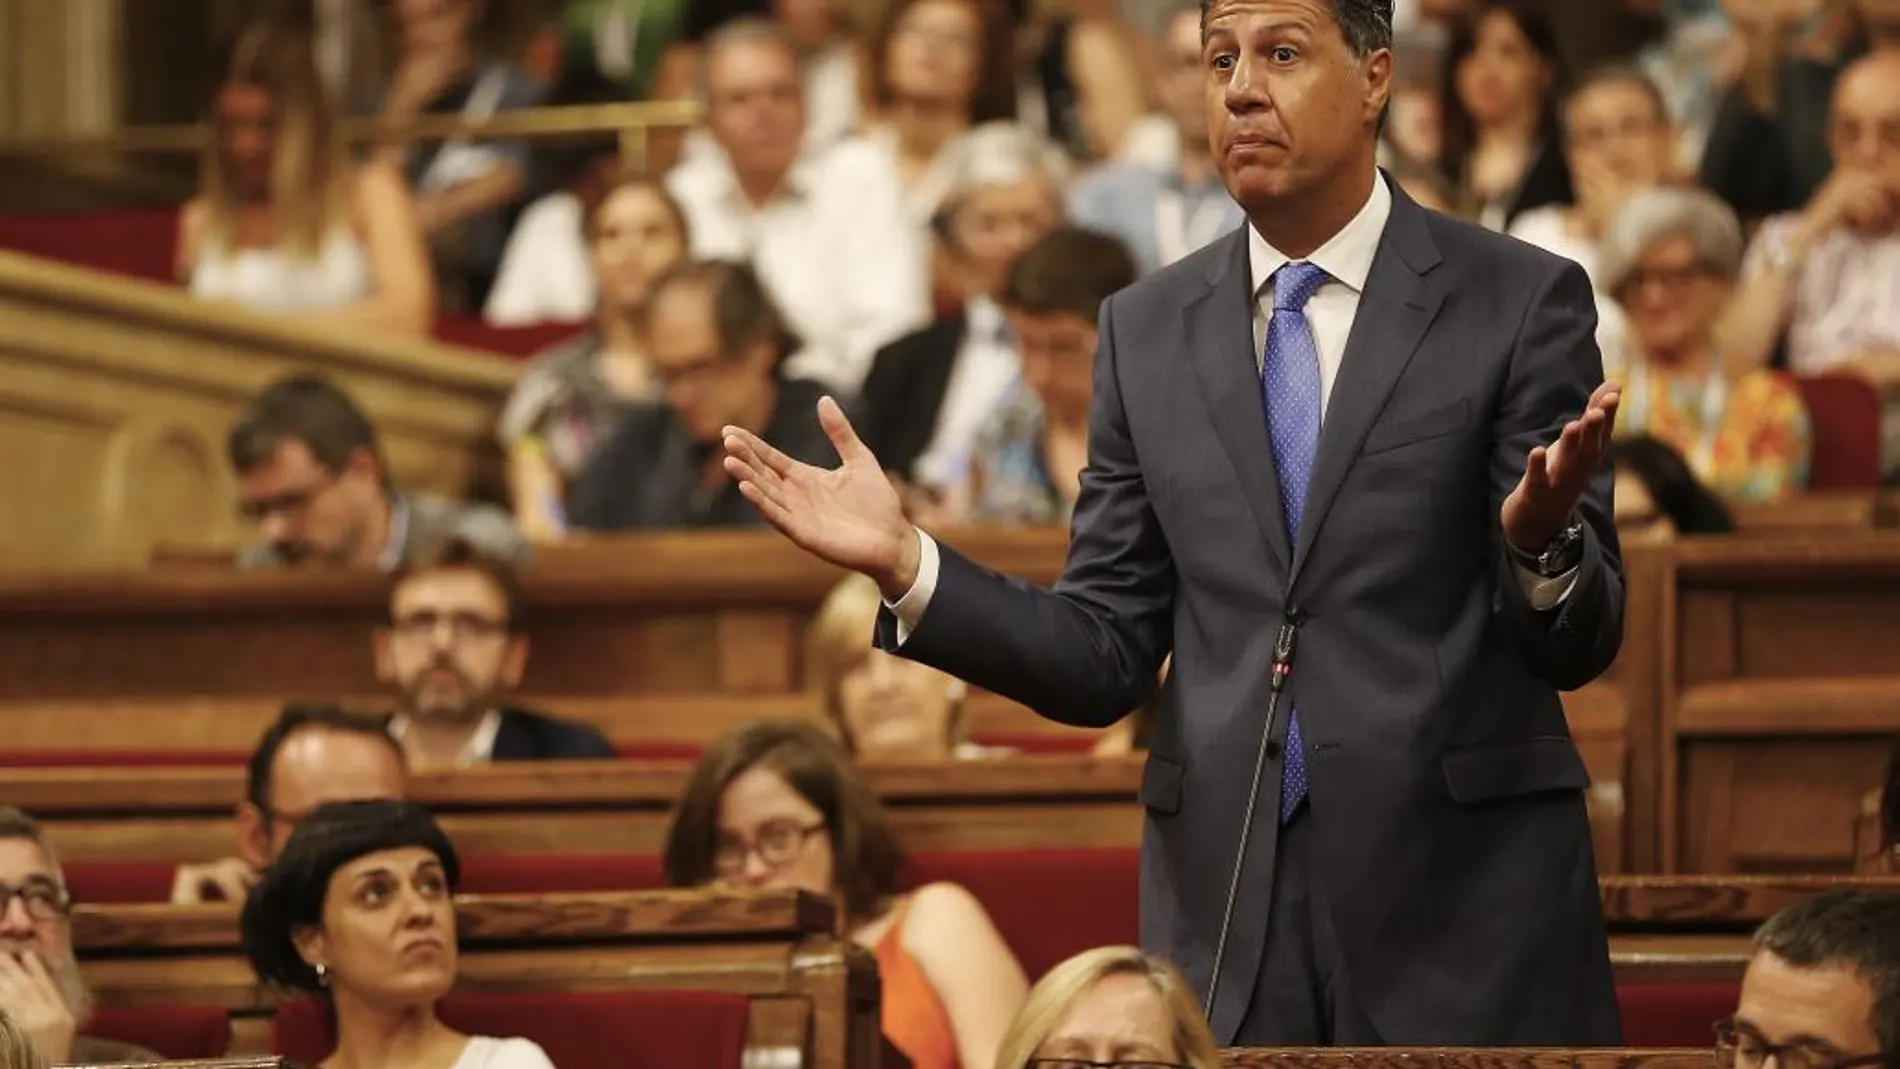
[372,628,398,685]
[500,634,530,690]
[344,446,384,489]
[235,801,271,871]
[1364,47,1394,124]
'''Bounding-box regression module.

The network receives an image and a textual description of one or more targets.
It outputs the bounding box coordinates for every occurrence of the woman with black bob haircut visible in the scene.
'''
[242,800,557,1069]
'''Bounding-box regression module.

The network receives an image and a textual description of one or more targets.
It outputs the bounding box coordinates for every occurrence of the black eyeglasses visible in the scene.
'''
[1716,1018,1894,1069]
[1026,1060,1191,1069]
[713,821,826,876]
[0,879,72,923]
[389,611,511,643]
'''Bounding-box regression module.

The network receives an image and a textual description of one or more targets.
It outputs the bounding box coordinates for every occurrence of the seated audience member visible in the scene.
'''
[181,23,433,334]
[859,0,1018,220]
[566,261,840,530]
[243,800,558,1069]
[1601,188,1812,502]
[173,704,409,905]
[1699,0,1900,220]
[377,537,614,766]
[993,946,1220,1069]
[1069,3,1244,278]
[497,175,692,541]
[482,71,634,327]
[0,1007,45,1069]
[1014,0,1151,165]
[1881,737,1898,873]
[1438,0,1572,231]
[1728,52,1900,480]
[859,122,1066,499]
[808,574,1006,761]
[665,721,1027,1069]
[1609,436,1737,535]
[230,374,526,570]
[667,18,929,394]
[1509,65,1681,376]
[960,228,1138,525]
[0,808,160,1064]
[376,0,543,312]
[1726,890,1900,1069]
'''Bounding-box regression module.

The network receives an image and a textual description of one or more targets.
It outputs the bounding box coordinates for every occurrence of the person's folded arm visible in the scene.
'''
[319,160,437,335]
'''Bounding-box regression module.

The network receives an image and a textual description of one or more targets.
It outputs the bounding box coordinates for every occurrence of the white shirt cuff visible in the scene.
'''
[885,529,941,645]
[1515,559,1579,611]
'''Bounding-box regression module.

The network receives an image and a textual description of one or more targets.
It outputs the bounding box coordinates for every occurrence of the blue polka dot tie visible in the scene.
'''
[1263,260,1328,823]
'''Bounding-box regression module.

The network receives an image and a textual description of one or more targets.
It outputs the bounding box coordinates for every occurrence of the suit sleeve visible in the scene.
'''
[1489,260,1624,692]
[874,294,1176,726]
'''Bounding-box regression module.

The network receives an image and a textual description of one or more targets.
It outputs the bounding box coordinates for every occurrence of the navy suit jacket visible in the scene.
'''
[877,180,1623,1045]
[492,707,615,761]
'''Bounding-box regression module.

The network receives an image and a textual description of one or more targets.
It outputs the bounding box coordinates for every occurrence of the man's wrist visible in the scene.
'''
[876,527,923,602]
[1507,513,1585,576]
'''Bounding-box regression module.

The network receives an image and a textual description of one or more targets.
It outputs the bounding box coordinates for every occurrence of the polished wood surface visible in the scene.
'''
[1600,875,1900,927]
[0,249,514,569]
[77,889,873,1069]
[1223,1051,1713,1069]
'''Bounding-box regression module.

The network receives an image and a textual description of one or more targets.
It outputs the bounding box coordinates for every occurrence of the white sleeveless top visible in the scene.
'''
[451,1036,557,1069]
[190,230,373,313]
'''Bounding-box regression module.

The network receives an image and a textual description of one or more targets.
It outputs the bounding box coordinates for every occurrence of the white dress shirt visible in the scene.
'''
[890,172,1574,636]
[389,708,503,767]
[667,139,932,393]
[911,295,1022,491]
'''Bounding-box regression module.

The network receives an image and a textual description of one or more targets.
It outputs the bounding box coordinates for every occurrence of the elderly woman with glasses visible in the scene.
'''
[664,720,1027,1069]
[1602,187,1813,503]
[993,946,1221,1069]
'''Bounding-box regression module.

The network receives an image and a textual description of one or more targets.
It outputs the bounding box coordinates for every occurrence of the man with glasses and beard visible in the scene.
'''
[0,807,159,1063]
[375,537,614,767]
[1723,890,1900,1069]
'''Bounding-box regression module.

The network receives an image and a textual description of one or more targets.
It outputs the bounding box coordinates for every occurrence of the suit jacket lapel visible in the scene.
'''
[1292,188,1446,579]
[1183,229,1291,575]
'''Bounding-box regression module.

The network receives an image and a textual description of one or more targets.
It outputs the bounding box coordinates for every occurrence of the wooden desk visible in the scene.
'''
[77,889,874,1069]
[1661,536,1900,873]
[17,757,1145,863]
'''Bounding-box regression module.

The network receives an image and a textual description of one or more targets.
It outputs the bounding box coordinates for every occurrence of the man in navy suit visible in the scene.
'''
[723,0,1623,1046]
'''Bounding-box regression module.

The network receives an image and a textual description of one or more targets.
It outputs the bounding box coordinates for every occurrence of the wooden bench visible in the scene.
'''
[1223,1051,1712,1069]
[76,888,874,1069]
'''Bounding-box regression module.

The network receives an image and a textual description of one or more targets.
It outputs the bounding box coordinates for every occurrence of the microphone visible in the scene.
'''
[1203,607,1304,1022]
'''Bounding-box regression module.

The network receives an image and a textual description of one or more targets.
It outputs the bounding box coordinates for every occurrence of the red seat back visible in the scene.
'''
[458,853,667,895]
[434,316,588,359]
[66,861,180,904]
[0,209,180,283]
[904,848,1139,980]
[0,749,245,767]
[1616,982,1734,1048]
[1795,374,1884,489]
[276,990,749,1069]
[87,1004,232,1059]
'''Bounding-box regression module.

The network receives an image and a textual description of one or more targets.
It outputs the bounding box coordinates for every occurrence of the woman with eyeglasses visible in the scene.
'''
[664,720,1028,1069]
[993,946,1221,1069]
[1601,186,1812,503]
[242,800,558,1069]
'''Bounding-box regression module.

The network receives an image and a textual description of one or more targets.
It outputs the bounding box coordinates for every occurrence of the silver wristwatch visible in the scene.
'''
[1510,516,1585,577]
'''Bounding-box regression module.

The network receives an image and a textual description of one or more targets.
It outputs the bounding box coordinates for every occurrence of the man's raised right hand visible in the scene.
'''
[722,397,922,600]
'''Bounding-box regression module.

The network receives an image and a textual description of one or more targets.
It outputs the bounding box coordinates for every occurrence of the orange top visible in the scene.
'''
[872,895,960,1069]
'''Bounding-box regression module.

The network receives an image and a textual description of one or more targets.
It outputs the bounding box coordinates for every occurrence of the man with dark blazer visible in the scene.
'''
[722,0,1624,1047]
[374,537,614,766]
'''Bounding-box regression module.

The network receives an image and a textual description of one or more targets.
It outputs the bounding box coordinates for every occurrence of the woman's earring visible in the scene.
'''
[315,963,329,987]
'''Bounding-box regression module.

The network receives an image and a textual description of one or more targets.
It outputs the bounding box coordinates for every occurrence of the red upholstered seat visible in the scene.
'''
[65,861,179,904]
[904,848,1139,980]
[1616,982,1735,1048]
[615,740,706,762]
[434,316,588,359]
[1796,374,1884,489]
[87,1004,232,1059]
[276,990,749,1069]
[0,209,180,283]
[0,749,245,767]
[458,853,667,895]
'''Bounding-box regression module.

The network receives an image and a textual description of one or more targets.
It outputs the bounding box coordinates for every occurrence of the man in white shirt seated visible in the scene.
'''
[666,16,931,395]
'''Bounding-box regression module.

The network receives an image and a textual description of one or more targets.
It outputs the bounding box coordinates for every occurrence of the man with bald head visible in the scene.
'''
[170,704,407,904]
[1731,51,1900,479]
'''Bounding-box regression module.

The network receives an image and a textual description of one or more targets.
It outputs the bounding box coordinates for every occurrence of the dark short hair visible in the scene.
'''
[227,373,389,488]
[1754,890,1900,1054]
[1608,435,1734,535]
[1000,227,1139,323]
[1198,0,1393,56]
[649,260,802,370]
[389,535,528,633]
[241,800,460,995]
[245,704,404,829]
[662,720,904,920]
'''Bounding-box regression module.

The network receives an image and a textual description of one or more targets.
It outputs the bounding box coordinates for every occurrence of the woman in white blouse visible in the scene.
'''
[242,800,557,1069]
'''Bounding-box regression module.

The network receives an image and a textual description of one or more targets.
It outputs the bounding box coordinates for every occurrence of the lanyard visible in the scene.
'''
[1627,357,1728,476]
[1154,186,1229,267]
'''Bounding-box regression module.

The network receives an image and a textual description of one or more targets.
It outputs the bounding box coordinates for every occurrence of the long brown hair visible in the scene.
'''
[201,23,352,259]
[663,720,905,921]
